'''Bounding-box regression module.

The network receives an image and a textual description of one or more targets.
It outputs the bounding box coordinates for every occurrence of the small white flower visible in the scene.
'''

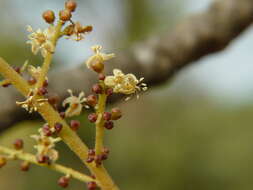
[26,25,55,57]
[85,45,115,69]
[62,89,86,117]
[104,69,148,99]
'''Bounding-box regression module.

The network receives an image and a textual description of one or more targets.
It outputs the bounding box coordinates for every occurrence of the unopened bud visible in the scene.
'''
[58,176,70,188]
[20,161,30,171]
[88,113,97,123]
[92,84,103,94]
[86,95,97,107]
[111,108,122,120]
[42,10,55,23]
[65,0,77,12]
[59,9,72,22]
[13,139,24,150]
[104,121,114,130]
[87,181,97,190]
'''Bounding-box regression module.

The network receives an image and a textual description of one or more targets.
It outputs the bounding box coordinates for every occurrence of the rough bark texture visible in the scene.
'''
[1,0,253,131]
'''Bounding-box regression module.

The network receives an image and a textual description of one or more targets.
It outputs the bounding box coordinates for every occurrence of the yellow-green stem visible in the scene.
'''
[95,92,107,155]
[0,145,96,184]
[0,58,119,190]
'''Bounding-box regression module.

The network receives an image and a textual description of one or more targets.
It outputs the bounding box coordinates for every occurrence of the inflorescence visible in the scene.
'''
[0,1,147,189]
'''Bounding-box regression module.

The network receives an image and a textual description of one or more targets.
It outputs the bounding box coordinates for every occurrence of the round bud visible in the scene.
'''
[43,80,49,87]
[98,73,105,81]
[20,161,30,171]
[90,60,104,73]
[92,84,103,94]
[65,0,77,12]
[87,181,97,190]
[58,176,69,188]
[88,113,97,123]
[54,122,63,133]
[59,9,72,22]
[103,112,111,121]
[70,120,80,131]
[88,149,95,157]
[0,157,7,168]
[38,87,48,96]
[13,139,24,150]
[42,10,55,23]
[104,121,114,130]
[42,124,52,136]
[82,25,93,33]
[111,108,122,120]
[28,77,37,85]
[94,155,102,166]
[14,66,21,74]
[105,88,113,96]
[37,155,50,164]
[86,95,97,107]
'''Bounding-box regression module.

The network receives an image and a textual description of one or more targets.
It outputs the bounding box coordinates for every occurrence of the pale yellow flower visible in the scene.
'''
[62,89,86,117]
[26,25,55,57]
[31,129,61,162]
[104,69,148,99]
[85,45,115,69]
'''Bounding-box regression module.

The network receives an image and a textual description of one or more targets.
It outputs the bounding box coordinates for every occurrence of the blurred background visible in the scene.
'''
[1,0,253,189]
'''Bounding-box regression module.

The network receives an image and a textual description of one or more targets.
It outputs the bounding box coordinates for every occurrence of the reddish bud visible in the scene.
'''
[58,176,69,188]
[14,67,21,74]
[59,9,72,21]
[92,84,103,94]
[28,77,37,85]
[88,149,95,157]
[104,121,114,130]
[111,108,122,120]
[86,95,97,107]
[65,0,77,12]
[98,73,106,81]
[42,10,55,23]
[86,157,94,163]
[70,120,80,131]
[42,124,52,136]
[88,113,97,123]
[13,139,24,150]
[87,181,97,190]
[54,122,63,133]
[105,88,113,96]
[2,83,11,88]
[102,147,110,155]
[20,161,30,171]
[43,80,49,87]
[37,155,50,164]
[38,87,48,96]
[103,112,111,121]
[94,155,102,166]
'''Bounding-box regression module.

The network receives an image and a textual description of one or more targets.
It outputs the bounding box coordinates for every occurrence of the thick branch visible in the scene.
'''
[1,0,253,131]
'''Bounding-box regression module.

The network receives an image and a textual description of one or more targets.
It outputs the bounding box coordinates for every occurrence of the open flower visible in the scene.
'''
[26,25,55,57]
[104,69,148,99]
[62,89,86,117]
[85,45,115,70]
[31,129,61,162]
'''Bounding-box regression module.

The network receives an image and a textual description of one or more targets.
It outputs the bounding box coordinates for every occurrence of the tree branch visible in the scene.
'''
[1,0,253,131]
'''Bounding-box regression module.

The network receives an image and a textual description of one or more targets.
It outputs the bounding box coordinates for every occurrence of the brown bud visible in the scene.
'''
[20,161,30,171]
[94,155,102,166]
[82,25,93,33]
[13,139,24,150]
[105,88,113,96]
[38,87,48,96]
[103,112,111,121]
[104,121,114,130]
[54,122,63,133]
[28,77,37,85]
[98,73,105,81]
[86,157,94,163]
[65,0,77,12]
[58,176,69,188]
[86,95,97,107]
[88,149,95,157]
[88,113,97,123]
[42,124,52,136]
[43,80,49,87]
[2,83,11,88]
[14,66,21,74]
[87,181,97,190]
[42,10,55,23]
[90,60,104,73]
[70,120,80,131]
[63,24,75,36]
[0,157,7,168]
[102,147,110,155]
[111,108,122,120]
[92,84,103,94]
[37,155,50,164]
[59,9,72,21]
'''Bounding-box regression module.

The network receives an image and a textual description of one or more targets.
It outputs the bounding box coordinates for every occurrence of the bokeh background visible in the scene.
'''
[1,0,253,189]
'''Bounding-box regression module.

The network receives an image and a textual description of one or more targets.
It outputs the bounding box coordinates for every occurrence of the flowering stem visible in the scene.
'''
[0,145,97,184]
[0,58,119,190]
[35,21,63,90]
[95,87,107,155]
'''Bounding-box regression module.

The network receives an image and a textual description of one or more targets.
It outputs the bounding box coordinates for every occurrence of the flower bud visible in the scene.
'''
[87,181,97,190]
[20,161,30,171]
[59,112,65,119]
[65,0,77,12]
[94,155,102,166]
[88,149,95,156]
[27,77,37,85]
[88,113,97,123]
[105,88,113,96]
[98,73,105,81]
[42,124,52,136]
[92,84,103,94]
[58,176,70,188]
[104,121,114,130]
[90,60,104,73]
[13,139,24,150]
[111,108,122,120]
[82,25,93,33]
[70,120,80,131]
[86,95,97,107]
[0,157,7,168]
[37,155,50,164]
[103,112,111,121]
[38,87,48,96]
[42,10,55,23]
[43,80,49,87]
[54,122,63,133]
[59,9,72,22]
